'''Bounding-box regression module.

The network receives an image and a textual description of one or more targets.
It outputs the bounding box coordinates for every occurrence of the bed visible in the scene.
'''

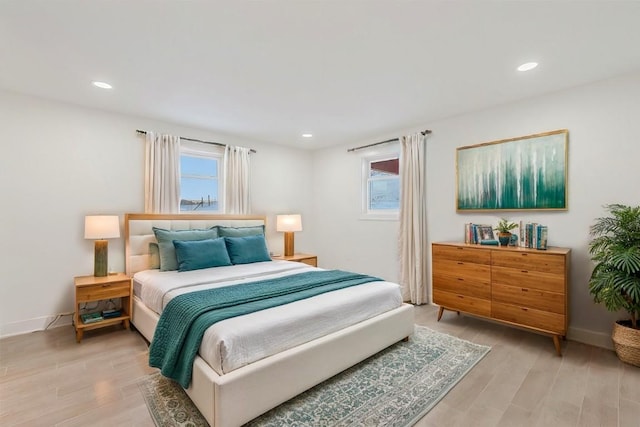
[125,213,414,427]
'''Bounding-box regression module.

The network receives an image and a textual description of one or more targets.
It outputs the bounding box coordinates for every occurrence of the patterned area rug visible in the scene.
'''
[138,326,490,427]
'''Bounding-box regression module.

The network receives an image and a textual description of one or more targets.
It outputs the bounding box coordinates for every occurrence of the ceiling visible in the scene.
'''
[1,1,639,150]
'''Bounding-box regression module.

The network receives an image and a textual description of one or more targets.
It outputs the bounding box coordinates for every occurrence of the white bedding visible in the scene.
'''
[133,260,403,374]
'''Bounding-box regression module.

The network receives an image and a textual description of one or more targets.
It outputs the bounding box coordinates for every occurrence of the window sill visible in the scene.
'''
[359,214,399,222]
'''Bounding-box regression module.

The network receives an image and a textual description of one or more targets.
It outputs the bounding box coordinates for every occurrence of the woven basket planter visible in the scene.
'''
[612,321,640,367]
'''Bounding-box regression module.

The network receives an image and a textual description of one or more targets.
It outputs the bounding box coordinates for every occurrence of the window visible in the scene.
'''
[180,143,224,212]
[362,153,400,219]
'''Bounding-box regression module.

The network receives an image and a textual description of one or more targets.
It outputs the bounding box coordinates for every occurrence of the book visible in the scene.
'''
[102,309,121,319]
[81,312,103,324]
[538,225,548,250]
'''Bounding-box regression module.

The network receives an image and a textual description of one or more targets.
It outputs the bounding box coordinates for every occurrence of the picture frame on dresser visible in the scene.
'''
[477,225,494,241]
[456,129,568,211]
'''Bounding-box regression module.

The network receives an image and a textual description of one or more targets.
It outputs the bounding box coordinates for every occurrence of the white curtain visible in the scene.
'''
[399,132,428,304]
[144,131,181,213]
[224,145,251,214]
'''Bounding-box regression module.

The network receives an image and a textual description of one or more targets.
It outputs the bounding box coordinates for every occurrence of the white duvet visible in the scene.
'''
[133,261,403,374]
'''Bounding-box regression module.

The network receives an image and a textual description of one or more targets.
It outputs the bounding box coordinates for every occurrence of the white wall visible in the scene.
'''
[0,90,313,337]
[3,72,638,346]
[312,72,640,348]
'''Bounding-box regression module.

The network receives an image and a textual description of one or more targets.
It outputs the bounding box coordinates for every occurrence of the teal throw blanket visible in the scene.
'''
[149,270,381,387]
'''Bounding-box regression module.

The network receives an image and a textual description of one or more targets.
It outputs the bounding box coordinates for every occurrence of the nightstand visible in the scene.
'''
[272,253,317,267]
[74,273,132,343]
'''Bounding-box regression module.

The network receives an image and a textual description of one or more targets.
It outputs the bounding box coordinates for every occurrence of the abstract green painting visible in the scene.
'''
[457,130,568,211]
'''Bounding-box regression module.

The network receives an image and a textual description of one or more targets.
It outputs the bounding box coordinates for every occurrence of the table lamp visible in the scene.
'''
[276,214,302,257]
[84,215,120,277]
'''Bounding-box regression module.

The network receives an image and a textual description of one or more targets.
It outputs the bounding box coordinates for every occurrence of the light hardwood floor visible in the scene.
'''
[1,305,638,426]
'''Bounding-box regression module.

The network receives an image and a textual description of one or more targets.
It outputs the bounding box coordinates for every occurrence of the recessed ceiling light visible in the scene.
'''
[302,133,313,138]
[517,62,538,72]
[92,81,113,89]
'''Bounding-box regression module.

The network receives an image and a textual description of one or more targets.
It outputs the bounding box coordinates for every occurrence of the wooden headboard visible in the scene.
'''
[124,213,267,276]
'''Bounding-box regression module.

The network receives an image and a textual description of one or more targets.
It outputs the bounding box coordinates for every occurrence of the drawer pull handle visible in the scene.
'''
[457,295,464,299]
[102,284,111,288]
[457,262,464,265]
[521,307,529,311]
[521,270,528,273]
[457,278,464,281]
[521,288,528,292]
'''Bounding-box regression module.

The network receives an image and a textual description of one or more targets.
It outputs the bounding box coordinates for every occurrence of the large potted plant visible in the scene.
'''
[588,204,640,366]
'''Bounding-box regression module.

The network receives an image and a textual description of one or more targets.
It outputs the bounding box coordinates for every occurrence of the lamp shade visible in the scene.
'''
[84,215,120,239]
[276,214,302,232]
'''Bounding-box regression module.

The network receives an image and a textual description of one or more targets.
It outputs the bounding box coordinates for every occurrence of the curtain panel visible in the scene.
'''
[399,132,428,304]
[224,145,251,214]
[144,132,181,213]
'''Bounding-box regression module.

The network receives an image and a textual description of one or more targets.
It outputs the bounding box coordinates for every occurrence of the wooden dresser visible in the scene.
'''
[432,242,571,355]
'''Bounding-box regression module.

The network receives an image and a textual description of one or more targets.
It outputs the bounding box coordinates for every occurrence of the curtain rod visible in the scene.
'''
[346,129,432,153]
[136,129,256,153]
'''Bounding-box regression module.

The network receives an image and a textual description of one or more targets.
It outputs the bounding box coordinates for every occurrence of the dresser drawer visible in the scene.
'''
[432,274,491,299]
[76,281,130,302]
[492,283,565,314]
[492,302,565,334]
[492,265,565,293]
[433,259,491,299]
[433,289,491,317]
[492,251,565,274]
[432,244,490,265]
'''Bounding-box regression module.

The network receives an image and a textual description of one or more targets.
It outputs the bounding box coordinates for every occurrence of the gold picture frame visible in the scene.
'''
[456,129,568,211]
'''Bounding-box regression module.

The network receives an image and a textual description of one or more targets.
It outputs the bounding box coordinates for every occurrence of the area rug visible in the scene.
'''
[138,326,490,427]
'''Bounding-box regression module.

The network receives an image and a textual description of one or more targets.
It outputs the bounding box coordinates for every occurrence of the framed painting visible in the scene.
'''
[456,129,568,211]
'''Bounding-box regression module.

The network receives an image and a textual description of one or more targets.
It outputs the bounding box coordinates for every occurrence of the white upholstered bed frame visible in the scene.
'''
[125,213,415,427]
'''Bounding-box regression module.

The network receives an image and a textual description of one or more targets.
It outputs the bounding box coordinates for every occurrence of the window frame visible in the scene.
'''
[179,141,225,214]
[360,149,401,221]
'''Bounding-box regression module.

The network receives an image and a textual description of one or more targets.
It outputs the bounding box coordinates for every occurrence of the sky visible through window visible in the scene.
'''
[180,155,219,211]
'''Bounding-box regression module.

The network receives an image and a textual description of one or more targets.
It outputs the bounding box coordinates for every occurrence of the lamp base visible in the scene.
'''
[94,240,108,277]
[284,232,295,257]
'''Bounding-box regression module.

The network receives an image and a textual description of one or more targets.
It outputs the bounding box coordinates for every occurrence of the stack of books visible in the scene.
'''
[519,221,548,250]
[464,223,497,245]
[102,309,121,319]
[81,312,103,324]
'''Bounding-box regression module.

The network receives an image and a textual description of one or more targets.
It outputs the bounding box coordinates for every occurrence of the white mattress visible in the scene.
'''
[133,261,403,374]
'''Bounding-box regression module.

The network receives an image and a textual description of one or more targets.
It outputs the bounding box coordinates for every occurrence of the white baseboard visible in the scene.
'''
[0,314,73,339]
[567,326,613,350]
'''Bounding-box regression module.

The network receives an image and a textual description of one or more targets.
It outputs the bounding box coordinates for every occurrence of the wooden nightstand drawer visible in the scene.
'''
[298,257,317,267]
[272,253,317,267]
[76,281,130,302]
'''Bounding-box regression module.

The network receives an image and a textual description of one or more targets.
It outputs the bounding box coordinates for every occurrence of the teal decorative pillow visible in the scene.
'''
[218,225,265,238]
[173,238,232,272]
[224,235,271,265]
[152,227,219,271]
[149,242,160,269]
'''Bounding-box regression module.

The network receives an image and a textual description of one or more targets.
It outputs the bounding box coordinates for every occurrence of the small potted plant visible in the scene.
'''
[588,204,640,366]
[495,218,518,246]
